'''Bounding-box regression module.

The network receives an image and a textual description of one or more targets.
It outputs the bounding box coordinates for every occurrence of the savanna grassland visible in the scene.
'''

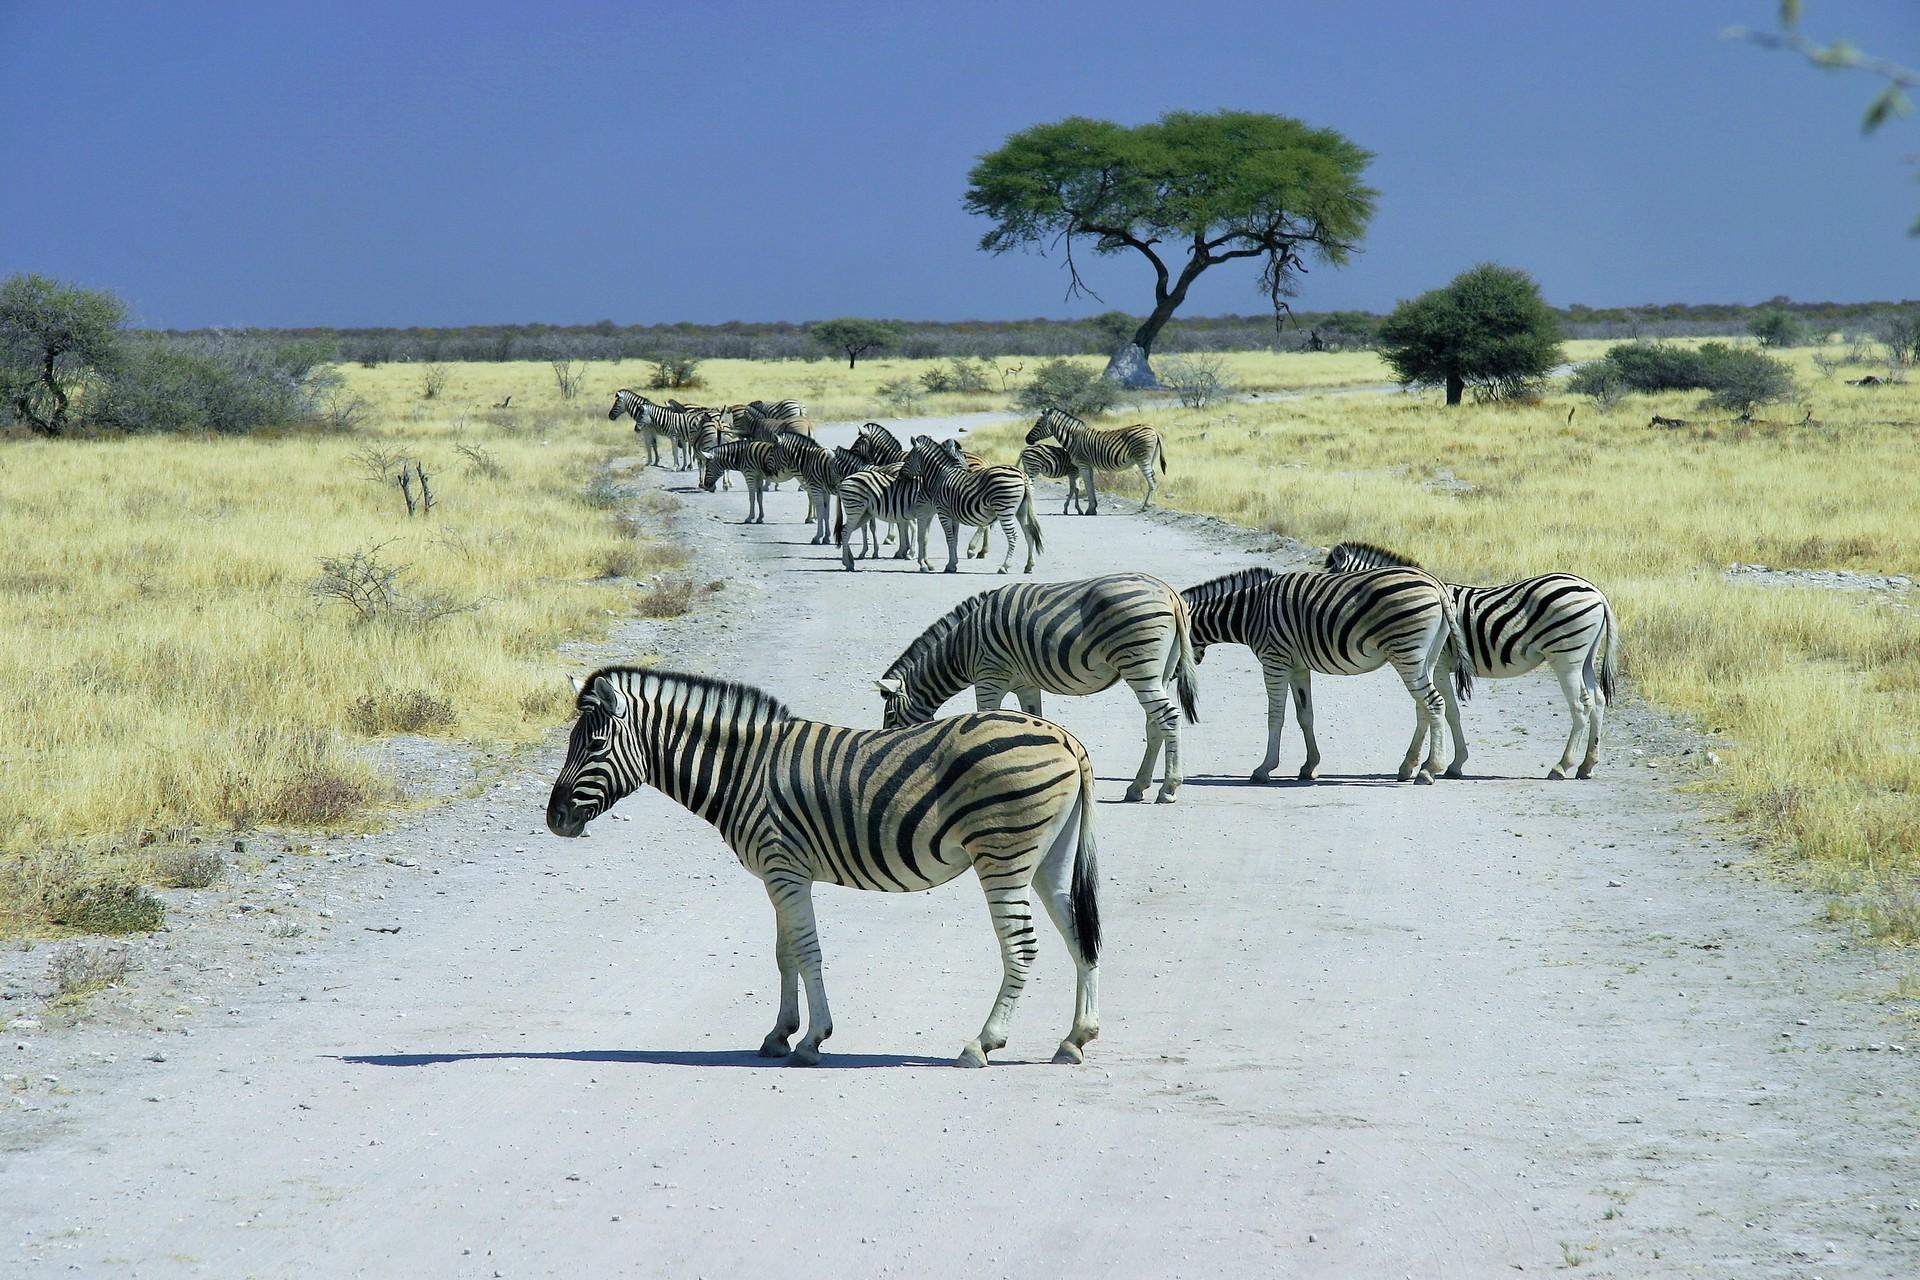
[0,370,686,933]
[977,350,1920,939]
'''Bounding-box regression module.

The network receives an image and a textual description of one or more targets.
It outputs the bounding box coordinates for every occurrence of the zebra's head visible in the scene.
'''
[547,673,639,838]
[1325,541,1418,574]
[609,389,643,423]
[874,675,938,729]
[697,446,725,492]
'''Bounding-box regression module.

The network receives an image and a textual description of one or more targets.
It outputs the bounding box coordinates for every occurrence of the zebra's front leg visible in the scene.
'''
[764,871,832,1065]
[1251,659,1291,783]
[748,477,767,524]
[1549,660,1594,781]
[938,516,960,574]
[1291,671,1323,781]
[760,925,801,1057]
[967,524,990,559]
[1014,687,1043,717]
[1080,466,1099,516]
[960,880,1039,1068]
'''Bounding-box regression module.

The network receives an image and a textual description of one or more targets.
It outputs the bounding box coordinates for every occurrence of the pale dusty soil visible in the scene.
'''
[3,415,1918,1278]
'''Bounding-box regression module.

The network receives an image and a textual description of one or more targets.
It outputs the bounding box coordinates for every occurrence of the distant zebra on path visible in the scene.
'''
[1181,566,1472,784]
[1024,406,1165,513]
[609,390,715,471]
[834,463,926,570]
[1018,441,1084,514]
[877,573,1199,803]
[699,439,785,522]
[547,668,1101,1068]
[1325,541,1620,779]
[901,436,1042,574]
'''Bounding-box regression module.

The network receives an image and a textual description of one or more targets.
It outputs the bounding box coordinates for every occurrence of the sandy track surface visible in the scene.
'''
[4,415,1917,1277]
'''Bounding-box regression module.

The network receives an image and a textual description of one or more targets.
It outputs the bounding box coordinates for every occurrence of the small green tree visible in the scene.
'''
[808,318,900,368]
[1748,308,1804,347]
[1014,360,1126,418]
[1089,311,1140,353]
[0,274,127,435]
[1377,264,1565,405]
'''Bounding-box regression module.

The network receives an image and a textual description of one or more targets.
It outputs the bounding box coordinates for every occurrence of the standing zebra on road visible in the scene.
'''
[850,421,904,465]
[876,573,1200,803]
[610,390,716,471]
[1018,441,1084,514]
[1181,566,1472,784]
[547,668,1101,1068]
[779,434,853,544]
[699,439,785,522]
[834,464,927,570]
[1325,542,1620,779]
[902,436,1043,575]
[1024,406,1167,513]
[719,399,809,439]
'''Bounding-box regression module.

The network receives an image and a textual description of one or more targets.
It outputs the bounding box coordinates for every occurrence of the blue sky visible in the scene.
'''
[1,1,1912,328]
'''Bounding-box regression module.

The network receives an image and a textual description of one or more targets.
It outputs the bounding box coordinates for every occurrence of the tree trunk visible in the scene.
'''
[847,350,857,369]
[1445,373,1464,406]
[1101,293,1185,388]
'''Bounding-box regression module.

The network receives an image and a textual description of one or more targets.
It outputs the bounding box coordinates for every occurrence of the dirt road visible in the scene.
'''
[5,416,1917,1277]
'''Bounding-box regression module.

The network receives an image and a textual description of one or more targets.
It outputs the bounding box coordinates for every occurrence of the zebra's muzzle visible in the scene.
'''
[546,805,589,838]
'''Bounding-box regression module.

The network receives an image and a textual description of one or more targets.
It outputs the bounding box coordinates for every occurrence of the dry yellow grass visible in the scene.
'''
[976,361,1920,937]
[0,374,682,933]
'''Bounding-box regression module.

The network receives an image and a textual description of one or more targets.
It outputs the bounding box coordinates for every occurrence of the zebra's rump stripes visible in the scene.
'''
[1325,541,1620,779]
[546,667,1100,1068]
[1181,565,1470,783]
[877,573,1200,802]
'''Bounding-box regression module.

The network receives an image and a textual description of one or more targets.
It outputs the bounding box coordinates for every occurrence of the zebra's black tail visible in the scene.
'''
[1598,602,1620,705]
[1173,602,1200,724]
[1070,754,1100,966]
[1018,486,1044,556]
[1158,440,1169,473]
[832,499,845,545]
[1444,592,1475,703]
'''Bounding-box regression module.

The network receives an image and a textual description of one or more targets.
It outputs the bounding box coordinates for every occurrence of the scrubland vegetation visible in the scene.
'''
[976,350,1920,938]
[0,371,680,934]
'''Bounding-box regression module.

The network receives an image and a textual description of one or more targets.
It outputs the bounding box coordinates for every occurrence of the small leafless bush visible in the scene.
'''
[156,846,224,889]
[266,769,373,825]
[876,378,925,416]
[49,943,132,998]
[420,363,450,400]
[311,542,406,620]
[1159,354,1238,408]
[582,472,622,510]
[550,357,590,400]
[454,442,504,478]
[349,445,406,485]
[636,574,699,618]
[347,688,457,735]
[318,391,370,433]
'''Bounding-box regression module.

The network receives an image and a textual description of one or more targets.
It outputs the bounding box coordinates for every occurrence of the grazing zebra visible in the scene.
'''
[901,435,1042,575]
[1018,441,1084,514]
[1180,566,1472,784]
[1325,542,1620,779]
[850,421,904,465]
[834,464,927,570]
[779,435,857,544]
[609,390,715,471]
[547,668,1101,1068]
[876,573,1200,803]
[699,439,785,522]
[1024,406,1166,513]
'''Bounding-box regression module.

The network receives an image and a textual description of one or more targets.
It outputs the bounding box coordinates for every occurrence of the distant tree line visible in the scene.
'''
[134,299,1920,367]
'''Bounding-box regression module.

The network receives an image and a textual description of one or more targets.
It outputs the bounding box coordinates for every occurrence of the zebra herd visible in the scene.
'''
[552,389,1621,1067]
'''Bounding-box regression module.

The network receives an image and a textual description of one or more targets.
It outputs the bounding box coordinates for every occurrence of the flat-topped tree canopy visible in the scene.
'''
[964,110,1376,387]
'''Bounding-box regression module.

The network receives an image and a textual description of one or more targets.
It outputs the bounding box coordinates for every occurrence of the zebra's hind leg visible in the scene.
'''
[960,877,1040,1068]
[1549,660,1595,780]
[1289,678,1321,781]
[1139,459,1156,510]
[994,513,1020,574]
[1123,682,1180,803]
[1578,670,1607,780]
[1251,659,1292,783]
[1395,673,1444,784]
[967,523,990,559]
[1438,673,1470,779]
[1032,792,1098,1064]
[764,871,832,1065]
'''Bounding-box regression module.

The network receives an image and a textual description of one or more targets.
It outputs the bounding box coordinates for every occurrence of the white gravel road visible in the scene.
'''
[4,415,1917,1278]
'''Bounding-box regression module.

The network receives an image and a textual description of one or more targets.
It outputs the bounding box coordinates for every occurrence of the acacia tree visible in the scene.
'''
[964,110,1376,387]
[808,318,900,368]
[1377,264,1565,405]
[0,274,126,435]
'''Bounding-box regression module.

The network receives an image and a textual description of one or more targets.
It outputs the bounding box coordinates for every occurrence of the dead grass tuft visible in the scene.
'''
[49,942,132,999]
[155,846,224,889]
[635,574,699,618]
[347,688,457,735]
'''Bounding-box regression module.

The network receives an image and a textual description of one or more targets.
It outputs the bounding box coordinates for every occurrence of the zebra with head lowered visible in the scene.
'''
[901,435,1043,575]
[1325,541,1620,779]
[547,668,1101,1068]
[876,573,1199,803]
[698,439,788,522]
[1181,566,1472,784]
[609,390,714,471]
[1024,406,1166,513]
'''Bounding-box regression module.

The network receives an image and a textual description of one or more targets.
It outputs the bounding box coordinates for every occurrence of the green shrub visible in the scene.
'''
[1570,341,1797,413]
[1015,359,1126,418]
[646,353,702,389]
[156,846,224,889]
[44,881,164,934]
[88,336,335,435]
[1748,308,1804,348]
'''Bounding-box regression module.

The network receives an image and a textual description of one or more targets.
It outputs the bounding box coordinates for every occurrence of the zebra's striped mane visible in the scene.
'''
[1180,566,1278,605]
[1328,540,1422,571]
[882,593,989,682]
[578,666,795,723]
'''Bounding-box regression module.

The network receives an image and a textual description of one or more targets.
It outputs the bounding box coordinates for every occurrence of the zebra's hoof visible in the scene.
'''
[788,1044,822,1067]
[758,1034,791,1058]
[1444,764,1466,779]
[956,1042,989,1069]
[1051,1041,1085,1065]
[1154,789,1177,804]
[1122,785,1148,802]
[1547,767,1568,781]
[942,566,958,575]
[1414,769,1435,785]
[1576,762,1597,780]
[996,566,1010,574]
[1396,766,1417,782]
[1297,767,1318,782]
[1249,770,1271,785]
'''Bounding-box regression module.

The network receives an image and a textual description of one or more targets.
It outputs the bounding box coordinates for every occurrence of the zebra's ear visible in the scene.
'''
[569,674,585,697]
[874,677,903,697]
[588,674,630,719]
